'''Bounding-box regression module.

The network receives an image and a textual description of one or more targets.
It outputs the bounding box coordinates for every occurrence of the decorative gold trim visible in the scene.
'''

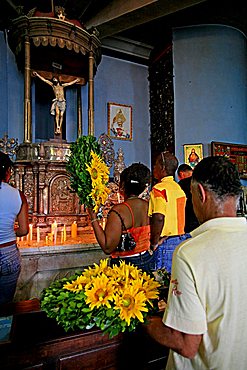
[8,16,101,64]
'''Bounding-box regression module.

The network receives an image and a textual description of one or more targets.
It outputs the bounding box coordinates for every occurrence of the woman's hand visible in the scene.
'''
[87,206,96,221]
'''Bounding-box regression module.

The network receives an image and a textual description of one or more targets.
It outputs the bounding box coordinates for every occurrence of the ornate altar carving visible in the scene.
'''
[0,134,18,158]
[98,133,115,169]
[14,141,88,230]
[113,148,126,184]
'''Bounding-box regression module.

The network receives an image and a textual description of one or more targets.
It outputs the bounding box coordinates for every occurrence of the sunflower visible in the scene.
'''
[86,150,110,211]
[82,259,112,288]
[114,284,148,326]
[85,274,115,309]
[86,151,110,186]
[63,275,88,292]
[138,277,160,305]
[41,259,161,338]
[90,184,110,212]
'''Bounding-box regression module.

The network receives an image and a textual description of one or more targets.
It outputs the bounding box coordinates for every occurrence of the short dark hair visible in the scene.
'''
[192,156,242,198]
[0,151,13,184]
[160,152,178,176]
[120,162,150,197]
[178,163,192,175]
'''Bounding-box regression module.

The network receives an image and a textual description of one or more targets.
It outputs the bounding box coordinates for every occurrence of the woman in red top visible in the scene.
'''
[88,163,155,273]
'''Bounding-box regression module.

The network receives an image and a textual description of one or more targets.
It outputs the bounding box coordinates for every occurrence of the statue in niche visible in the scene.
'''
[55,6,66,20]
[33,71,80,135]
[113,148,126,184]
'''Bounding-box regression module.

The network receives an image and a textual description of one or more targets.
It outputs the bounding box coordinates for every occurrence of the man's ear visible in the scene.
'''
[198,183,206,203]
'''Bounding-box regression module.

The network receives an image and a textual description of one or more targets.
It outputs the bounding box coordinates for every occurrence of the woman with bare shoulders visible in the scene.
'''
[88,163,155,273]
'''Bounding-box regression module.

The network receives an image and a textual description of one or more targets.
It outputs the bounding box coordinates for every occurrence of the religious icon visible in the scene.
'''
[183,144,203,169]
[108,103,132,141]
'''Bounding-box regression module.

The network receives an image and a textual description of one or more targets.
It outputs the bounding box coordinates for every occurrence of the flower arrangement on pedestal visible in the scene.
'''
[66,135,110,212]
[41,259,161,338]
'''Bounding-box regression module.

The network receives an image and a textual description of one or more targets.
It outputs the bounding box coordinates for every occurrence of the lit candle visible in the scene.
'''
[61,230,64,244]
[117,192,121,203]
[63,225,67,242]
[21,236,24,242]
[48,233,53,244]
[37,227,40,242]
[45,235,48,244]
[71,221,77,238]
[52,221,57,245]
[54,225,57,245]
[29,224,33,241]
[51,220,57,234]
[17,237,20,243]
[102,218,106,230]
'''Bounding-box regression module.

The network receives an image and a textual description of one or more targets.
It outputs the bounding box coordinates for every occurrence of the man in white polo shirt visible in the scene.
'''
[145,156,247,369]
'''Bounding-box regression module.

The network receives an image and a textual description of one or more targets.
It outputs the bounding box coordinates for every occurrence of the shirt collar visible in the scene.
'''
[191,217,247,238]
[160,176,174,182]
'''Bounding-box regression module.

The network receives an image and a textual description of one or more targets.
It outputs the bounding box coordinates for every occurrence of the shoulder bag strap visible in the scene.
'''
[122,202,134,227]
[109,209,127,231]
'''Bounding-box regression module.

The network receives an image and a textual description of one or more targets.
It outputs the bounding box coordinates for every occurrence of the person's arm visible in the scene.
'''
[62,78,80,87]
[150,213,164,248]
[144,316,202,359]
[33,71,53,86]
[16,191,29,237]
[87,207,123,254]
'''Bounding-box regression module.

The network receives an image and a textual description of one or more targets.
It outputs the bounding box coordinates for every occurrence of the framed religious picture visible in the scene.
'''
[183,143,203,169]
[108,102,132,141]
[211,141,247,179]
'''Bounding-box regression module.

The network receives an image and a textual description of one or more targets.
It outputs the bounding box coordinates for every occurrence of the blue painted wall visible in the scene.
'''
[93,56,151,173]
[173,24,247,166]
[0,34,23,141]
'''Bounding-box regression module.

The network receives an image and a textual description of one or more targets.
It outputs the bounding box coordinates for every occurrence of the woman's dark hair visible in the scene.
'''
[0,151,13,185]
[120,162,150,197]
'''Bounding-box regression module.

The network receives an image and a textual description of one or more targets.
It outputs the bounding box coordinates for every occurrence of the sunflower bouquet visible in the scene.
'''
[41,259,161,338]
[66,135,110,212]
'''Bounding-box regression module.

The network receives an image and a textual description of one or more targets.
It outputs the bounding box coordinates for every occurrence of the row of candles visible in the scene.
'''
[17,221,78,245]
[17,192,120,245]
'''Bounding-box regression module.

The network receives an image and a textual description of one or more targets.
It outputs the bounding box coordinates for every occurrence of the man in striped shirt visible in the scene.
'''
[148,152,190,272]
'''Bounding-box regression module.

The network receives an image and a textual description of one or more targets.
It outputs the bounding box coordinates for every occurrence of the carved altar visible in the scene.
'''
[14,140,88,232]
[13,136,122,232]
[6,6,103,231]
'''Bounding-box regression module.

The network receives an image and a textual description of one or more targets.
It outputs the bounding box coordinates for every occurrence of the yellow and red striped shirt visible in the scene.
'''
[148,176,186,237]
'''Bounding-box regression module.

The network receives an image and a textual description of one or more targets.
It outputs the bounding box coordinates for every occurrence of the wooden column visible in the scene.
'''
[88,51,94,136]
[77,85,82,137]
[24,36,32,143]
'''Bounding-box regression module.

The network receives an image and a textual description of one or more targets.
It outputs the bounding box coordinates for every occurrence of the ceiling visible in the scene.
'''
[1,0,246,62]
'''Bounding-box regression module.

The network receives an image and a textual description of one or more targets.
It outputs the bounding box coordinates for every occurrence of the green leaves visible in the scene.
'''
[41,273,94,333]
[40,260,160,338]
[66,135,101,207]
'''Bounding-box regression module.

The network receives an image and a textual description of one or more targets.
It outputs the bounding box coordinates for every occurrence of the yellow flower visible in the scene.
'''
[85,274,115,309]
[90,184,110,212]
[114,284,148,326]
[86,151,109,186]
[63,275,87,292]
[139,278,160,305]
[86,151,110,212]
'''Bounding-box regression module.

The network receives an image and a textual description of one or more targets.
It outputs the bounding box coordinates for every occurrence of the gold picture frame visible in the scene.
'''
[183,143,203,169]
[108,102,132,141]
